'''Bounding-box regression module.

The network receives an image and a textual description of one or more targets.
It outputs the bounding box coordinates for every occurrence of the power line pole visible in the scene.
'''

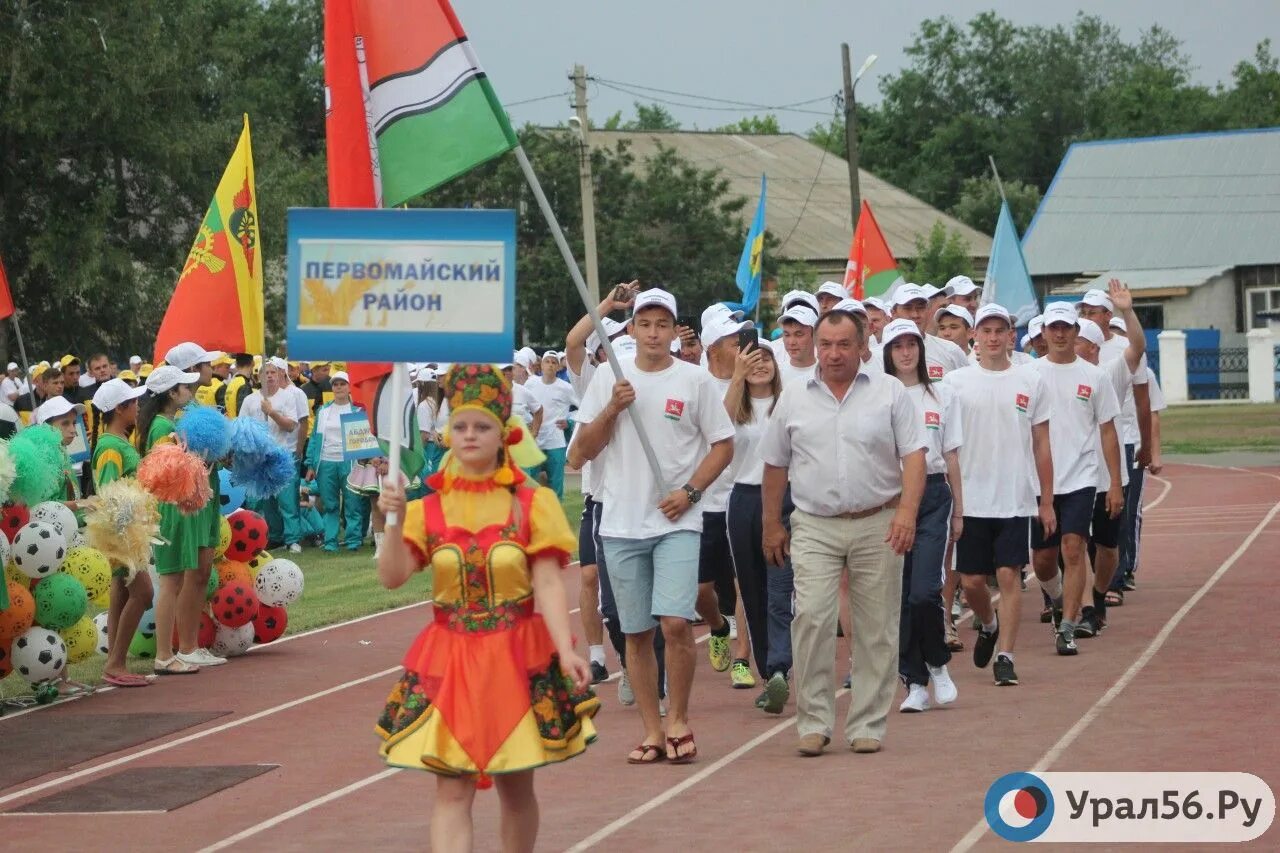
[841,43,861,231]
[571,64,600,303]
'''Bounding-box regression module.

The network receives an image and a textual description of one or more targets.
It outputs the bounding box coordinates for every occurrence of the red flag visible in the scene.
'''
[0,254,14,320]
[842,201,902,300]
[324,0,379,206]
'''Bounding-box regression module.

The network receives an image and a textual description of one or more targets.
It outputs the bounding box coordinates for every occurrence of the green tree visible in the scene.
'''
[714,115,782,134]
[899,222,972,286]
[1219,40,1280,127]
[949,176,1042,235]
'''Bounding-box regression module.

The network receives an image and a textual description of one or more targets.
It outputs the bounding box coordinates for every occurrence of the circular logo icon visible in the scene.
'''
[985,772,1055,842]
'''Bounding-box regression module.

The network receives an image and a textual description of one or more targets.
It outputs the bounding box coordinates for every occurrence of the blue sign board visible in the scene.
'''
[287,208,516,363]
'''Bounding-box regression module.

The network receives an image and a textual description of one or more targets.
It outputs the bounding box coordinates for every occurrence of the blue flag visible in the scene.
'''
[981,200,1039,325]
[725,175,766,314]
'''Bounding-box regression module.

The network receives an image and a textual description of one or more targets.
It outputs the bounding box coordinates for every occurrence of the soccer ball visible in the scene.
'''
[254,558,304,607]
[1,503,30,543]
[12,522,67,579]
[211,582,260,628]
[210,621,254,658]
[0,533,11,571]
[12,626,66,684]
[30,501,78,539]
[137,606,157,638]
[226,509,268,561]
[252,604,288,644]
[93,611,110,655]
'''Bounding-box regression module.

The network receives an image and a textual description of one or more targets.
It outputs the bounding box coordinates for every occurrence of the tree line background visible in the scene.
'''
[1,2,1277,358]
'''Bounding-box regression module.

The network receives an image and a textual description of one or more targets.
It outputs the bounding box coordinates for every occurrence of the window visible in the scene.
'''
[1133,303,1164,331]
[1246,286,1280,329]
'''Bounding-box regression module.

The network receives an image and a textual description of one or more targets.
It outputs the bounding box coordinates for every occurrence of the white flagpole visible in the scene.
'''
[384,361,406,527]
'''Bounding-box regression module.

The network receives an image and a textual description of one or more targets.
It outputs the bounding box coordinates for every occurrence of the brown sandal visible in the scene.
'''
[626,743,666,765]
[666,732,697,764]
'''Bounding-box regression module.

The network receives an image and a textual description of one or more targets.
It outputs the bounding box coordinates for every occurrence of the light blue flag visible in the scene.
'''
[981,200,1039,325]
[725,175,766,314]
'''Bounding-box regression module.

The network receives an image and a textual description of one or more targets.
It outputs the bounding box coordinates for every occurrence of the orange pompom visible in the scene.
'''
[493,466,514,486]
[137,444,212,515]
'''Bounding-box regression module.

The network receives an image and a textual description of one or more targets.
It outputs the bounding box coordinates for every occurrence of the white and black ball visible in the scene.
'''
[12,626,66,683]
[12,521,67,578]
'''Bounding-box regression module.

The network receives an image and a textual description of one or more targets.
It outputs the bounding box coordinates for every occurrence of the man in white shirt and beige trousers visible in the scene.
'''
[761,308,928,756]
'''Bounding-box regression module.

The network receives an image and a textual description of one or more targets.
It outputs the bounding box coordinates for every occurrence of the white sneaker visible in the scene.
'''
[726,615,738,640]
[179,649,227,667]
[288,543,303,554]
[899,683,930,713]
[659,700,667,718]
[617,671,635,706]
[928,664,958,705]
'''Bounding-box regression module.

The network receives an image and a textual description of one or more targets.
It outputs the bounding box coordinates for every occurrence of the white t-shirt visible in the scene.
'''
[416,398,438,440]
[903,382,963,476]
[777,357,816,387]
[1147,368,1167,412]
[525,378,577,451]
[0,377,25,402]
[239,384,310,454]
[699,375,735,513]
[924,335,969,382]
[943,363,1050,518]
[318,402,353,462]
[1098,357,1135,489]
[1033,357,1121,496]
[732,396,776,486]
[511,382,541,427]
[568,361,597,497]
[577,357,736,538]
[1100,334,1149,447]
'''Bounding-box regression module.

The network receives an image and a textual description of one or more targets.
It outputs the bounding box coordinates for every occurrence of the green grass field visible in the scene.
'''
[1161,402,1280,454]
[2,484,584,703]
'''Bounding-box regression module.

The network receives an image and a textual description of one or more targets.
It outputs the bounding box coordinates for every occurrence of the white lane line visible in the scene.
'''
[198,768,403,852]
[3,810,167,817]
[1143,474,1172,512]
[950,475,1280,853]
[0,667,400,807]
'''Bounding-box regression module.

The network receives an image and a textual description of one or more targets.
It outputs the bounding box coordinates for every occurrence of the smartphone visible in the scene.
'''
[737,327,759,351]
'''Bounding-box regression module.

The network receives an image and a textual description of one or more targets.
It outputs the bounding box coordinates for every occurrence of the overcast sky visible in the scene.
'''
[460,0,1280,134]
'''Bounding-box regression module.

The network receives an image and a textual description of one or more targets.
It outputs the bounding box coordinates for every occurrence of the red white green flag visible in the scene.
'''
[843,200,903,300]
[325,0,519,208]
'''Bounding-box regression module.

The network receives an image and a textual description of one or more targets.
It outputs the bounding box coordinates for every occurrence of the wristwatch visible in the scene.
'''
[681,483,702,505]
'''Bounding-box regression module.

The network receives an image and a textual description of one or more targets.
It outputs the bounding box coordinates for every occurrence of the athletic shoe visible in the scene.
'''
[842,673,852,690]
[1056,629,1078,656]
[899,683,930,713]
[993,655,1019,686]
[1051,607,1063,633]
[1040,605,1053,624]
[726,615,738,640]
[1122,574,1137,591]
[618,671,635,706]
[708,634,732,672]
[951,597,962,619]
[1074,608,1097,638]
[762,672,789,715]
[589,661,608,684]
[659,700,667,718]
[928,664,958,705]
[730,660,755,688]
[755,689,768,709]
[288,542,303,554]
[973,620,999,668]
[178,648,226,667]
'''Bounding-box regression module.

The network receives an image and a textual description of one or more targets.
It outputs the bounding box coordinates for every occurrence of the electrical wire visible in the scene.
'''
[594,78,836,117]
[505,91,573,108]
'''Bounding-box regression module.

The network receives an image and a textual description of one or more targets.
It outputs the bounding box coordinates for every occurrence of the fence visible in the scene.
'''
[1186,347,1250,400]
[1156,329,1278,403]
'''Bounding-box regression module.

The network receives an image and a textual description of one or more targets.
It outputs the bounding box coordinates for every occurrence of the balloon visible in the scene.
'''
[5,561,27,587]
[247,550,272,579]
[33,573,87,631]
[218,469,247,516]
[211,581,259,628]
[255,558,304,608]
[93,611,110,655]
[252,604,288,644]
[11,521,68,579]
[210,620,254,658]
[216,560,252,587]
[60,546,112,603]
[30,501,78,539]
[137,605,157,637]
[0,580,34,641]
[0,637,12,679]
[11,626,66,683]
[59,616,97,663]
[225,509,268,562]
[217,515,232,557]
[1,503,30,542]
[205,564,221,601]
[198,611,217,648]
[128,630,156,659]
[0,533,11,571]
[92,585,110,608]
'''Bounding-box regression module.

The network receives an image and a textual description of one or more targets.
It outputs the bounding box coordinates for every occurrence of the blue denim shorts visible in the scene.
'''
[600,530,700,633]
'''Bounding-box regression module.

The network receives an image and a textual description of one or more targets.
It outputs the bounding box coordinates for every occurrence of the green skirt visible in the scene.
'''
[154,502,202,574]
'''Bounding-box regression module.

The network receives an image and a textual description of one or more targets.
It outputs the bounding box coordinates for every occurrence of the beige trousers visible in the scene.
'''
[790,507,903,744]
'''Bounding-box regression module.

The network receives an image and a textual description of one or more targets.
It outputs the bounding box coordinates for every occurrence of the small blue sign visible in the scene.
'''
[287,208,516,363]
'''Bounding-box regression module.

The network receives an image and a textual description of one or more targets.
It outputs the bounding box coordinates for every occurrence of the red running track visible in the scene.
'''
[1,463,1278,852]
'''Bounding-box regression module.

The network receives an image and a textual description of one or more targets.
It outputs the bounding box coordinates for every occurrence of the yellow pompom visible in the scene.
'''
[493,467,514,486]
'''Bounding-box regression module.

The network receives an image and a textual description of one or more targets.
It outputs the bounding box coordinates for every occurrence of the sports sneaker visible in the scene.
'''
[288,542,303,554]
[726,615,738,640]
[1056,629,1078,656]
[928,664,957,705]
[1051,607,1063,633]
[993,655,1018,685]
[178,648,227,667]
[589,661,608,684]
[730,660,755,688]
[708,634,732,672]
[754,689,768,709]
[1040,605,1053,624]
[1122,574,1137,591]
[761,671,789,714]
[973,620,999,668]
[617,671,635,706]
[1074,608,1097,639]
[899,683,930,713]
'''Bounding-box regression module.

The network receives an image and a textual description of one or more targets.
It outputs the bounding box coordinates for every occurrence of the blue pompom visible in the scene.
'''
[229,418,277,461]
[230,445,296,499]
[176,404,232,462]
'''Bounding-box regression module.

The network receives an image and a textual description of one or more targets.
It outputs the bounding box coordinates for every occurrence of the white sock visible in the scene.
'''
[588,644,605,666]
[982,618,997,634]
[1040,572,1063,601]
[996,651,1014,663]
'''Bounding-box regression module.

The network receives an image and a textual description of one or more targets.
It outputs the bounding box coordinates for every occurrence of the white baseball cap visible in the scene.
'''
[891,284,929,307]
[830,298,867,316]
[1077,318,1106,348]
[934,304,975,327]
[779,305,820,327]
[146,364,200,394]
[779,289,819,313]
[1081,289,1114,313]
[129,355,143,367]
[943,275,981,297]
[633,288,678,319]
[331,370,351,383]
[862,296,889,314]
[975,303,1013,327]
[816,281,848,300]
[1042,301,1080,327]
[1109,316,1128,332]
[1029,315,1045,339]
[34,396,84,424]
[513,346,538,370]
[920,284,941,299]
[700,315,752,348]
[265,356,289,373]
[881,318,924,348]
[92,378,147,412]
[586,317,626,355]
[5,362,16,372]
[164,342,224,370]
[700,303,744,327]
[78,373,95,389]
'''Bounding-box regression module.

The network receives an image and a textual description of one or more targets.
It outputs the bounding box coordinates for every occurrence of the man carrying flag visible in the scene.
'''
[843,201,903,300]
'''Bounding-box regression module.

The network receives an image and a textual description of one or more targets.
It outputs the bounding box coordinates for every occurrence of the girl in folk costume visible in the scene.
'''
[376,364,597,853]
